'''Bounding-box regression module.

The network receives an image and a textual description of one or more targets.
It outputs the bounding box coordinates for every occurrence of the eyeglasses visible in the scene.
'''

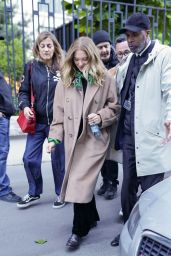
[117,50,130,58]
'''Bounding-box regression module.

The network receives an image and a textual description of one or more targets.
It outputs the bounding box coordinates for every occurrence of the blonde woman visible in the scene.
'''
[47,36,119,249]
[17,31,65,209]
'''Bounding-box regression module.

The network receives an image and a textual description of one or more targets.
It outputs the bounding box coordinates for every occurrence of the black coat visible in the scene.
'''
[18,60,60,125]
[0,70,16,117]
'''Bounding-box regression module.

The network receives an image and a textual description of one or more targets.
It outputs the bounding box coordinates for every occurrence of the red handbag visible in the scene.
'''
[17,64,36,134]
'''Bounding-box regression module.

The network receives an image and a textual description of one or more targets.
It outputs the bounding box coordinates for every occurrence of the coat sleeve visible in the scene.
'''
[161,47,171,121]
[48,79,65,142]
[18,62,32,110]
[97,74,120,128]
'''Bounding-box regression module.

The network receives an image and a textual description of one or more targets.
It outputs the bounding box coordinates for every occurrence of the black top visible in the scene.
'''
[77,78,87,139]
[18,60,60,125]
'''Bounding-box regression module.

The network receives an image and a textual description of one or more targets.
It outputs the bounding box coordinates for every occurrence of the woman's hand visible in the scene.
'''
[24,107,34,120]
[47,142,56,153]
[87,113,101,125]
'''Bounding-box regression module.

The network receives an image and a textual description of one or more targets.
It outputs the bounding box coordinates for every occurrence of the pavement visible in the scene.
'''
[0,117,123,256]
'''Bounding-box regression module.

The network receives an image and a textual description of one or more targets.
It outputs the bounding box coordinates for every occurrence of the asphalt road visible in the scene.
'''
[0,162,123,256]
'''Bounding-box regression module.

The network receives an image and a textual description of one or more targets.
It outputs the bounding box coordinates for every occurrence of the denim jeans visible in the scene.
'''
[0,117,12,196]
[23,123,65,196]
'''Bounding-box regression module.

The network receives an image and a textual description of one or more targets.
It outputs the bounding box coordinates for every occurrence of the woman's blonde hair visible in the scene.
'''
[61,36,105,87]
[33,31,64,71]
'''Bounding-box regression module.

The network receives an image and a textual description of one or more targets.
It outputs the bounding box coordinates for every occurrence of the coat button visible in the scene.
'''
[68,116,72,120]
[66,98,70,102]
[69,134,73,138]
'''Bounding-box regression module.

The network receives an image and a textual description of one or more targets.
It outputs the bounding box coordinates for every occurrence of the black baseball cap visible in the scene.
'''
[120,13,150,34]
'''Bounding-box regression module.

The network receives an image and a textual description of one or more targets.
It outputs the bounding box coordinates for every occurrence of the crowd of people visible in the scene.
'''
[1,12,171,251]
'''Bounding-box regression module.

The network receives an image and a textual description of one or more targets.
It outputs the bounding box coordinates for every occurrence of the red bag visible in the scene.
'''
[17,108,36,134]
[17,63,36,134]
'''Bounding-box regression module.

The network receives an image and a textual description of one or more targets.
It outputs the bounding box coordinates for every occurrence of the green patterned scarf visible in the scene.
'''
[73,70,94,90]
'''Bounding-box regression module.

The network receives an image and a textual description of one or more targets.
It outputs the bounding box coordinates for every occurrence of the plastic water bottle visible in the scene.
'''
[90,124,101,138]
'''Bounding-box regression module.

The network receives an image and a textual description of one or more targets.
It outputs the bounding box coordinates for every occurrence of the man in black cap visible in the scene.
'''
[92,30,119,200]
[111,12,171,246]
[0,35,21,203]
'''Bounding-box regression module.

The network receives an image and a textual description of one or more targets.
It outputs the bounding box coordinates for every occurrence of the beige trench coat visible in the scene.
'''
[49,73,119,203]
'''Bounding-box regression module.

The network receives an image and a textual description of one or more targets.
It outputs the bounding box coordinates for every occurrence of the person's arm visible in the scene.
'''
[97,74,120,128]
[0,70,16,116]
[48,79,65,144]
[18,62,32,110]
[18,62,35,119]
[161,47,171,143]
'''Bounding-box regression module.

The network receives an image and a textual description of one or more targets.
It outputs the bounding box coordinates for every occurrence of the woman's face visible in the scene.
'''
[38,37,55,63]
[73,50,89,72]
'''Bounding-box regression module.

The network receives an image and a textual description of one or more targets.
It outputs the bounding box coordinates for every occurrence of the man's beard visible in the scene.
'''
[130,39,149,54]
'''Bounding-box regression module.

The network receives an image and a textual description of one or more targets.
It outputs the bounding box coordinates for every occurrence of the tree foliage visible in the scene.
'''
[0,38,23,82]
[0,0,31,90]
[63,0,171,44]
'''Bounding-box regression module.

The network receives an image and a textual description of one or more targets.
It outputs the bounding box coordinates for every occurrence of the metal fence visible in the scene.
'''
[0,0,171,106]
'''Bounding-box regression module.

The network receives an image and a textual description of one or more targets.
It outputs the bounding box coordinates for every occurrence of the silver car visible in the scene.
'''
[120,176,171,255]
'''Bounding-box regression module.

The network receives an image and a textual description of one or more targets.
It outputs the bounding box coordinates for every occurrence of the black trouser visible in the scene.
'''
[101,160,119,185]
[121,133,164,223]
[72,196,100,237]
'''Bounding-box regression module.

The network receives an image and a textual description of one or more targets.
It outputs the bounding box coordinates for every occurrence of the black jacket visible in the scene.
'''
[0,70,16,117]
[18,60,60,125]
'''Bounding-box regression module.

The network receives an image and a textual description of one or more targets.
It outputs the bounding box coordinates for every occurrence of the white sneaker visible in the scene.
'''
[53,196,65,209]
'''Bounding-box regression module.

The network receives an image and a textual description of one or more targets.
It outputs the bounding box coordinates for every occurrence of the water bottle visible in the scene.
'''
[90,124,101,138]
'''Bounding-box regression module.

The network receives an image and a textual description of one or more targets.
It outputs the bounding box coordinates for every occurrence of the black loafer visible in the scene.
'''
[66,234,80,249]
[111,234,120,247]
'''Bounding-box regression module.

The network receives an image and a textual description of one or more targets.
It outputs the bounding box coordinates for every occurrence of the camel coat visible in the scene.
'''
[49,72,119,203]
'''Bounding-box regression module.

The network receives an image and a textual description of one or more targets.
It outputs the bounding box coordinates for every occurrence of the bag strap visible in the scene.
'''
[29,62,35,108]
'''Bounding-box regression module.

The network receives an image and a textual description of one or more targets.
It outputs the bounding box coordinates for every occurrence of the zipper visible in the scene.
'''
[46,66,50,125]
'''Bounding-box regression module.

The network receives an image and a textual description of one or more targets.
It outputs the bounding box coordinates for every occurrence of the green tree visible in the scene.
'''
[0,0,31,96]
[0,38,23,82]
[63,0,171,44]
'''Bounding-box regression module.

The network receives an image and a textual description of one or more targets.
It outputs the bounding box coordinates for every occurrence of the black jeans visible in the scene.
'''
[101,160,119,185]
[72,196,100,237]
